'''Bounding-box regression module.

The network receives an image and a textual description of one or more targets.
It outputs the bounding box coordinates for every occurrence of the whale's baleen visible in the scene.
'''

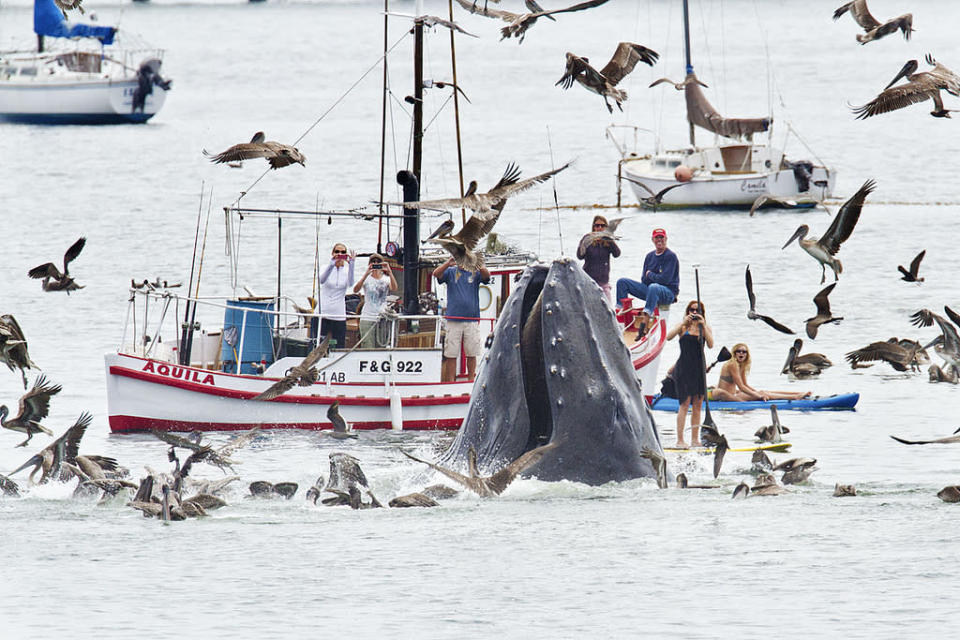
[439,258,665,486]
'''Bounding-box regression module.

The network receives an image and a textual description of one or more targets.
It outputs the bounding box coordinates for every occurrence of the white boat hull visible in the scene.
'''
[0,78,167,124]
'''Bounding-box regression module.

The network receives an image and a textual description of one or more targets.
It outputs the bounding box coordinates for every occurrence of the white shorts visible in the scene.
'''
[444,321,482,359]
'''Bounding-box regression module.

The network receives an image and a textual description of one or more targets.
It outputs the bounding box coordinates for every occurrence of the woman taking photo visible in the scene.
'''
[353,253,397,348]
[666,300,714,448]
[713,343,811,401]
[318,242,355,348]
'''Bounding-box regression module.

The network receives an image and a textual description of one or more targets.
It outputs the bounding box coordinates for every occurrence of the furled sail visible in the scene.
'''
[34,0,116,44]
[684,72,770,139]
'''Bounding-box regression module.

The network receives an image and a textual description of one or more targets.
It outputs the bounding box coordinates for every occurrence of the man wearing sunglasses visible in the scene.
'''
[615,228,679,334]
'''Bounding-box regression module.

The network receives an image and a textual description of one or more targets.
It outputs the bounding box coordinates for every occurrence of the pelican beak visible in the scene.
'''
[781,227,804,250]
[921,335,943,350]
[885,60,917,90]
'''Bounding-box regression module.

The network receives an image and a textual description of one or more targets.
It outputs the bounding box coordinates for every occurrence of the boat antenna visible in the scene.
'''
[545,126,564,256]
[447,0,468,227]
[182,188,213,367]
[682,0,695,147]
[377,0,390,254]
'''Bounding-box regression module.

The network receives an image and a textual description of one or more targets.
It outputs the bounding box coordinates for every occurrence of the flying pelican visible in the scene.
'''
[150,426,260,473]
[28,237,86,294]
[321,452,376,506]
[782,179,875,283]
[325,401,358,439]
[555,42,659,112]
[833,1,914,44]
[401,441,559,497]
[455,0,610,44]
[252,336,330,401]
[0,375,61,447]
[898,250,926,282]
[418,15,477,38]
[649,76,708,91]
[8,412,93,484]
[623,179,687,210]
[0,314,38,389]
[845,338,927,372]
[910,307,960,372]
[853,55,960,119]
[424,219,455,241]
[805,283,843,339]
[204,132,306,169]
[744,265,795,335]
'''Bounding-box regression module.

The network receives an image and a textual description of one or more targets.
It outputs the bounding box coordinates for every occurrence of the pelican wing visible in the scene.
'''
[599,42,659,87]
[533,0,611,20]
[401,449,478,494]
[821,179,874,254]
[203,142,274,164]
[756,314,796,335]
[556,53,600,90]
[833,0,880,31]
[486,441,559,495]
[28,262,63,280]
[217,426,261,459]
[62,237,86,274]
[454,0,518,22]
[382,196,477,213]
[452,200,507,251]
[845,341,910,369]
[744,265,757,312]
[907,249,926,278]
[890,434,960,446]
[911,309,960,351]
[853,78,941,119]
[873,14,913,41]
[150,429,204,452]
[251,374,300,402]
[300,335,331,370]
[812,283,837,317]
[489,161,571,200]
[18,374,61,424]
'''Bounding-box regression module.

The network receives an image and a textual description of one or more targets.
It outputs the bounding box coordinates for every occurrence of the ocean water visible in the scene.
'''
[1,1,959,637]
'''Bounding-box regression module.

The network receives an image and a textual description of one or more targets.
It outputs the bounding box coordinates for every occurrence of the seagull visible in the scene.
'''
[781,338,832,377]
[805,283,843,340]
[8,412,93,484]
[898,250,926,282]
[649,76,709,91]
[325,401,358,439]
[833,1,914,44]
[748,195,798,217]
[0,314,38,389]
[419,15,477,37]
[622,178,687,210]
[0,375,61,447]
[455,0,610,44]
[853,55,960,119]
[204,132,306,169]
[745,265,795,334]
[576,217,625,257]
[782,179,874,283]
[845,338,927,372]
[400,441,559,497]
[252,336,330,401]
[555,42,659,112]
[28,237,86,293]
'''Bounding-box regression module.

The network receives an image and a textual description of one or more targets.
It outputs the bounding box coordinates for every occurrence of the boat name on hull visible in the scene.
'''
[142,360,215,385]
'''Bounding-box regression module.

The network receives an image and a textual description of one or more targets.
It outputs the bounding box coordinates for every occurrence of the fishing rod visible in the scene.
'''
[179,182,205,365]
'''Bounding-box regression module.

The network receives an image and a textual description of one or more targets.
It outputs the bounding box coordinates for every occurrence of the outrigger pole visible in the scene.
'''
[448,0,467,227]
[179,183,205,366]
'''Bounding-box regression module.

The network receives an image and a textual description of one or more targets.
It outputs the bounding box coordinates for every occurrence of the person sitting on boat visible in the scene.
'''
[712,343,810,402]
[665,300,713,448]
[615,228,679,335]
[433,255,491,382]
[319,243,355,348]
[577,215,620,305]
[353,253,397,348]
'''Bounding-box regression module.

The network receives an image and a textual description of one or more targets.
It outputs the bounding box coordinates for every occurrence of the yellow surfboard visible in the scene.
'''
[663,442,792,454]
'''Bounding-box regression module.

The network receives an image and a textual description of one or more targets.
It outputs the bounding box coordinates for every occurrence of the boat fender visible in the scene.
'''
[390,390,403,430]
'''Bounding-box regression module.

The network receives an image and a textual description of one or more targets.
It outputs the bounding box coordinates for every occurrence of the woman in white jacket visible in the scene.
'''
[318,242,355,348]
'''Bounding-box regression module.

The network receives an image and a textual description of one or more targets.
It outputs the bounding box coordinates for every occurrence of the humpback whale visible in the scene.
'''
[440,258,665,486]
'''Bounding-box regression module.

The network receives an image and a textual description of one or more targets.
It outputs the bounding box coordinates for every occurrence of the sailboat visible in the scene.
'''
[0,0,171,124]
[612,0,836,210]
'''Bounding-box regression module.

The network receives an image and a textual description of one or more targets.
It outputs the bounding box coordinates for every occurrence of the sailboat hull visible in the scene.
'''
[0,78,166,124]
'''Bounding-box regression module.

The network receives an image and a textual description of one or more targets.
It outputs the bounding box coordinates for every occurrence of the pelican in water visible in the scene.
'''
[833,484,858,497]
[898,250,926,282]
[204,132,306,169]
[325,401,357,439]
[700,426,729,479]
[774,457,817,485]
[833,1,913,44]
[845,337,928,372]
[928,363,959,384]
[782,179,874,283]
[805,283,843,340]
[781,339,833,378]
[0,375,61,447]
[252,336,330,401]
[0,314,38,389]
[755,406,789,444]
[388,162,570,271]
[910,307,960,373]
[28,237,86,294]
[732,482,750,499]
[401,441,559,497]
[853,55,960,119]
[321,452,375,506]
[744,265,795,335]
[455,0,611,44]
[555,42,659,112]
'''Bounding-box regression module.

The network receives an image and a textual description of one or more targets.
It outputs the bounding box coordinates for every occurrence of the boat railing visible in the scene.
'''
[120,287,495,372]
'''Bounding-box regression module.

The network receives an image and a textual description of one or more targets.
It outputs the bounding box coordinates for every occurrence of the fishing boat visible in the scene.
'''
[104,10,668,434]
[0,0,171,124]
[609,0,836,210]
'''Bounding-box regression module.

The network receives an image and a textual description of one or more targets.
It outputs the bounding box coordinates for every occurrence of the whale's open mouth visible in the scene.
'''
[518,268,551,453]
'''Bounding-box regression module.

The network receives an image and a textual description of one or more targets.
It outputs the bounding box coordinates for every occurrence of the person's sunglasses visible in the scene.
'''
[735,349,748,355]
[593,223,607,229]
[334,252,347,256]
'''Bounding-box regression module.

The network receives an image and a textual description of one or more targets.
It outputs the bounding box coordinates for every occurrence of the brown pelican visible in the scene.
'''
[622,179,686,210]
[0,315,37,389]
[649,76,708,91]
[937,486,960,503]
[54,0,84,15]
[305,475,325,504]
[0,375,60,447]
[455,0,610,44]
[732,482,750,499]
[745,265,795,335]
[700,425,729,479]
[252,336,330,401]
[0,473,20,497]
[751,449,773,472]
[833,1,913,44]
[890,428,960,446]
[782,179,874,283]
[149,426,260,473]
[401,441,559,497]
[781,338,832,377]
[845,337,927,371]
[833,484,857,497]
[576,217,625,257]
[388,493,440,508]
[755,406,789,444]
[422,484,460,500]
[853,55,960,119]
[392,162,571,271]
[640,447,667,489]
[674,473,720,489]
[805,283,843,340]
[325,400,358,439]
[910,307,960,372]
[425,219,455,241]
[28,237,86,294]
[555,42,659,112]
[203,132,306,169]
[898,250,926,282]
[774,457,817,484]
[929,364,959,384]
[748,195,798,217]
[321,452,373,506]
[8,412,93,484]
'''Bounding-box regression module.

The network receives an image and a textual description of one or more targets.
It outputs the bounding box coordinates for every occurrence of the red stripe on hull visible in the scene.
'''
[109,415,464,433]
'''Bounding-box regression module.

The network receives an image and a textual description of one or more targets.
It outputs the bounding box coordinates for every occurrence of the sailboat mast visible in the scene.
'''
[412,15,424,181]
[682,0,695,147]
[377,0,389,253]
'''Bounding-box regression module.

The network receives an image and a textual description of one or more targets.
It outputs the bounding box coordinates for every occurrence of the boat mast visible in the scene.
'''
[682,0,695,147]
[399,5,425,317]
[377,0,390,253]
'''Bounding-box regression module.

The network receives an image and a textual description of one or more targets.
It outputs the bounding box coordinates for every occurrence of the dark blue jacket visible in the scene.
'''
[641,248,679,296]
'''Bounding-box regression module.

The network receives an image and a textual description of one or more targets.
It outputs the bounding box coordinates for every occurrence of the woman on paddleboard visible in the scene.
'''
[666,300,714,448]
[712,343,810,401]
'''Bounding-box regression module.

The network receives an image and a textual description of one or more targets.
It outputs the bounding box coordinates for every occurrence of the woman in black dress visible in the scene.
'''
[666,300,714,447]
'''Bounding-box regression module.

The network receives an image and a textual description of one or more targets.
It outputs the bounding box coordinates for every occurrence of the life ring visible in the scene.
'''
[478,284,493,311]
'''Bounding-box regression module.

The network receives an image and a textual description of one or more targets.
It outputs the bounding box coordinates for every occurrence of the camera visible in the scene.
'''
[372,263,383,270]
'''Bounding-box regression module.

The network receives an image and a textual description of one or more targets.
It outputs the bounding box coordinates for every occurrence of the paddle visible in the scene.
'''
[705,346,732,373]
[694,268,716,428]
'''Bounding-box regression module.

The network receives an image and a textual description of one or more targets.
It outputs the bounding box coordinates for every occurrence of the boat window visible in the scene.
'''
[56,52,102,73]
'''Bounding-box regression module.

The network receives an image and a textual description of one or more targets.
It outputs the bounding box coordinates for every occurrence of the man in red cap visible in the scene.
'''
[616,228,679,334]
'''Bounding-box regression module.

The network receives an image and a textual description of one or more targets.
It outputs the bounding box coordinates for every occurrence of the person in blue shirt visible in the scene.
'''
[433,256,491,382]
[616,228,679,335]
